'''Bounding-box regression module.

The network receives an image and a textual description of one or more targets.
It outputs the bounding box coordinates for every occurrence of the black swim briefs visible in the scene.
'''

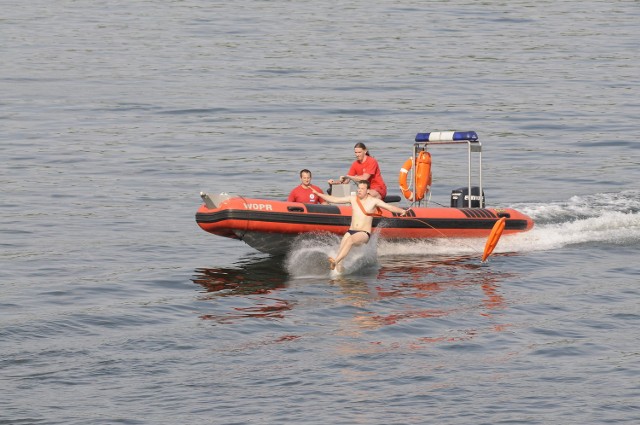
[347,229,371,238]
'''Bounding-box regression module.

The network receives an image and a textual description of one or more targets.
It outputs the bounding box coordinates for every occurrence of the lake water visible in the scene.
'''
[2,1,639,424]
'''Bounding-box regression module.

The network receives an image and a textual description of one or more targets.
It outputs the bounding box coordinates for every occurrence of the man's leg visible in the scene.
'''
[334,232,369,265]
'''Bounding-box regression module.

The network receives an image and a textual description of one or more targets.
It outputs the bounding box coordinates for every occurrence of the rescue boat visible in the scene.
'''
[196,131,534,255]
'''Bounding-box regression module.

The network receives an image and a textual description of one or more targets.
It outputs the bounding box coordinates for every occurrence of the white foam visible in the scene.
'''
[285,191,640,262]
[378,190,640,257]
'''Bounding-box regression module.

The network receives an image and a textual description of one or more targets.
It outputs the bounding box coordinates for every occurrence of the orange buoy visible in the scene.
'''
[415,151,432,200]
[398,151,432,201]
[482,217,506,262]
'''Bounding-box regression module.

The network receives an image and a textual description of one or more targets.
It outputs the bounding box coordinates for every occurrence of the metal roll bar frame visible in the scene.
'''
[409,131,482,208]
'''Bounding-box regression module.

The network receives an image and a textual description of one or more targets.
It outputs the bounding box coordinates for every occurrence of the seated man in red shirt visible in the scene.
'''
[287,169,327,204]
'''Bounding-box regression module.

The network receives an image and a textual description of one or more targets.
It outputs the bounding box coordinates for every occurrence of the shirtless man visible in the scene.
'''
[312,180,409,270]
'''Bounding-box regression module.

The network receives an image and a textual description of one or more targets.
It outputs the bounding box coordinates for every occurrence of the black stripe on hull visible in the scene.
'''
[195,210,530,231]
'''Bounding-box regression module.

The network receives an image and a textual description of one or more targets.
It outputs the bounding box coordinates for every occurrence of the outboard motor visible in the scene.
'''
[451,186,485,208]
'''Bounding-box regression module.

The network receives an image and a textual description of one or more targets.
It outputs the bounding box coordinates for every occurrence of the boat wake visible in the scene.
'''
[285,232,380,278]
[378,190,640,258]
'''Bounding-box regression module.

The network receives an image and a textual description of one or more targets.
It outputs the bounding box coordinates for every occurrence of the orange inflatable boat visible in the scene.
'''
[195,131,534,255]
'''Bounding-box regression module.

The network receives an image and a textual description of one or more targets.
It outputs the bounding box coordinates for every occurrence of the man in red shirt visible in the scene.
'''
[327,142,387,199]
[288,169,327,204]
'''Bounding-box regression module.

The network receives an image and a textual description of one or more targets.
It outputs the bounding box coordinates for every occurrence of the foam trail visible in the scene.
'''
[379,190,640,258]
[514,191,639,222]
[511,190,640,251]
[503,210,640,253]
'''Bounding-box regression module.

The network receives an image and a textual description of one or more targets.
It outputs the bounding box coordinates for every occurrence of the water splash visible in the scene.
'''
[285,232,380,277]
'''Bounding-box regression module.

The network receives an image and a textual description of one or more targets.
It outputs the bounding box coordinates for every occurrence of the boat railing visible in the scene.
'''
[412,131,482,208]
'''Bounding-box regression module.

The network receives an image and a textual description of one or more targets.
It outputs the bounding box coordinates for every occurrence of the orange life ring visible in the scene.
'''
[398,151,432,201]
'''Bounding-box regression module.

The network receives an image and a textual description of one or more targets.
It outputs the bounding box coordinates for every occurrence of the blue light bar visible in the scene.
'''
[415,131,478,142]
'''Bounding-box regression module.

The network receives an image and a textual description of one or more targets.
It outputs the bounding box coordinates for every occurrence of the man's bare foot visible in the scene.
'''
[328,257,336,270]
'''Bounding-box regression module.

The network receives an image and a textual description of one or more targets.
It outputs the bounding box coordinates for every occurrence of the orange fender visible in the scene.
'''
[482,217,506,262]
[398,151,432,201]
[415,151,432,200]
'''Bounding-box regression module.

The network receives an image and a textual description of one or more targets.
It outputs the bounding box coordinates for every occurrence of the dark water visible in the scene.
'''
[2,1,639,424]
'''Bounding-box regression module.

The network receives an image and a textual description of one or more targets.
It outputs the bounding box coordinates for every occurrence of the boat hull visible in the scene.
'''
[195,196,534,255]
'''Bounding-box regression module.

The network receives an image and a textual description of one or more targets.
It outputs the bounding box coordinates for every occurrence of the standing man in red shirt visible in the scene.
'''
[288,169,327,204]
[327,142,388,200]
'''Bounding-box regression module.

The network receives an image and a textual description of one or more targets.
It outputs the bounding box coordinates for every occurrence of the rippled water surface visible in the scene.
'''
[2,1,639,424]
